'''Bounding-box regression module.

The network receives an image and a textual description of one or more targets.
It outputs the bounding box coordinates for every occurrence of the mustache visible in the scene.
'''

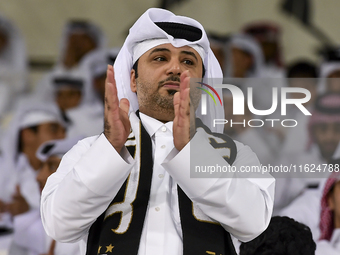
[158,75,180,88]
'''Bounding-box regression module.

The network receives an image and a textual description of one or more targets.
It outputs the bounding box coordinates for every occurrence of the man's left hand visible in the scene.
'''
[173,70,194,151]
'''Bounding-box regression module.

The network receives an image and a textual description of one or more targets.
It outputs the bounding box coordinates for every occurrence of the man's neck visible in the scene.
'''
[138,109,174,123]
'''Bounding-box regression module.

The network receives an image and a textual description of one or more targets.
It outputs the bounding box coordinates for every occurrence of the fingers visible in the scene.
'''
[180,70,190,94]
[173,71,191,151]
[106,64,115,86]
[177,71,190,126]
[120,98,130,116]
[105,66,122,127]
[105,66,118,110]
[103,65,131,152]
[173,92,180,119]
[105,65,116,104]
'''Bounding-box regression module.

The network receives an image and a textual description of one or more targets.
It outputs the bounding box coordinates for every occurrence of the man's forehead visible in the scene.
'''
[143,43,201,59]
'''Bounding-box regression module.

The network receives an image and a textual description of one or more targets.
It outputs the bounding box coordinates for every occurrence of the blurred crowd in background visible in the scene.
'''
[0,6,339,255]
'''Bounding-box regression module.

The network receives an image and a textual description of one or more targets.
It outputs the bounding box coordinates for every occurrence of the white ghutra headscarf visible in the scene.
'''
[113,8,224,133]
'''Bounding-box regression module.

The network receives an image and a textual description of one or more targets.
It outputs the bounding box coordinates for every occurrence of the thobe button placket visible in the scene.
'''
[161,145,166,149]
[161,126,167,132]
[155,207,160,212]
[158,174,164,179]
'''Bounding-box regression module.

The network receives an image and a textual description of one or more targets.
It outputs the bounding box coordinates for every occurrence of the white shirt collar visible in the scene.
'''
[139,112,173,137]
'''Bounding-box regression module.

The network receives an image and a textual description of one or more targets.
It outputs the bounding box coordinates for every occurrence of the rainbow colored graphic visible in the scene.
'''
[196,82,223,106]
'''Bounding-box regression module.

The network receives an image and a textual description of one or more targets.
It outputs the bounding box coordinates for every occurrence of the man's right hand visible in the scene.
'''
[104,65,131,154]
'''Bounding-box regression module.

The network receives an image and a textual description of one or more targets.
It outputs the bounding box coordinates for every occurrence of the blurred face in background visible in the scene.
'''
[20,122,65,170]
[312,122,340,162]
[36,155,61,192]
[0,29,8,54]
[327,70,340,93]
[260,41,277,64]
[93,73,106,103]
[22,123,65,152]
[223,93,234,136]
[289,78,317,107]
[231,47,253,78]
[63,32,97,68]
[56,87,82,111]
[211,45,225,71]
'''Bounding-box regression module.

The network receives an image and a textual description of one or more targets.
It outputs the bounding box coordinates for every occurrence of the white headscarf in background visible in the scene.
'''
[80,47,121,79]
[36,136,83,162]
[51,69,96,106]
[114,8,224,133]
[34,67,97,108]
[57,20,106,68]
[318,62,340,93]
[227,33,264,78]
[79,47,121,102]
[0,100,64,201]
[0,100,65,166]
[0,13,28,115]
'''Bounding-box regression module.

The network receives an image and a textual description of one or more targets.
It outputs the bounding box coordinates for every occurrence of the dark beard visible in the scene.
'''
[136,75,180,120]
[150,75,181,111]
[151,91,175,113]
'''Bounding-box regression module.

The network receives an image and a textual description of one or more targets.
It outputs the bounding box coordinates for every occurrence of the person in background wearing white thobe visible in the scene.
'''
[278,93,340,240]
[0,102,65,253]
[280,60,319,156]
[32,20,107,111]
[50,71,104,138]
[242,21,285,80]
[8,137,82,255]
[79,47,121,105]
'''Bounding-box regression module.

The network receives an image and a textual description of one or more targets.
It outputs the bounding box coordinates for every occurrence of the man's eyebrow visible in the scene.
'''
[148,48,199,62]
[148,48,171,56]
[181,50,198,61]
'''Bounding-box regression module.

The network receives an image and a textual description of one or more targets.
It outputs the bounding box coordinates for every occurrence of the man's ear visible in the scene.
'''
[130,69,137,93]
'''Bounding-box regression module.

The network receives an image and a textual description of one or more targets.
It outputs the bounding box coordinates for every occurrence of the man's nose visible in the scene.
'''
[166,60,182,76]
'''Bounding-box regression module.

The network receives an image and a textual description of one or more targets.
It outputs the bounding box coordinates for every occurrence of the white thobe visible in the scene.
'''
[41,112,275,255]
[9,209,81,255]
